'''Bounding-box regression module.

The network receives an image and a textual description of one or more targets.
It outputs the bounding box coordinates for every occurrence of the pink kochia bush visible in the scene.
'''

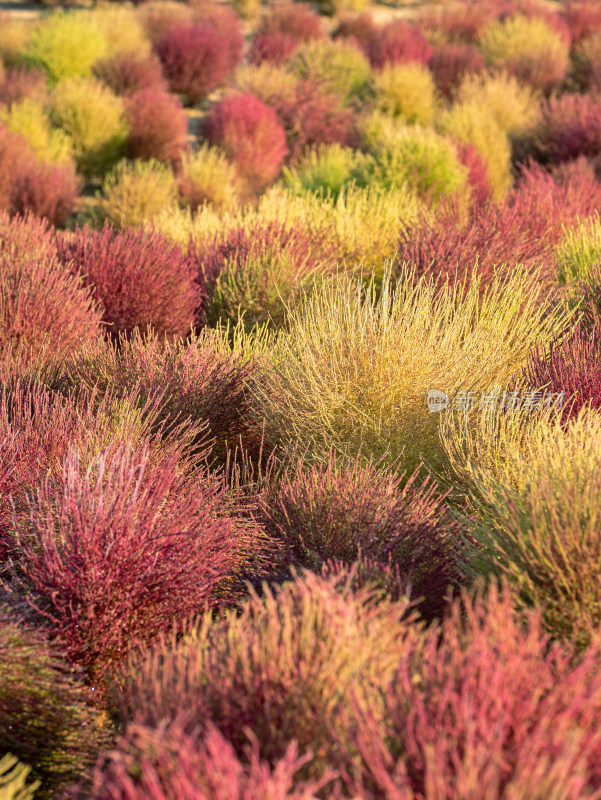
[428,43,486,100]
[93,52,167,97]
[0,125,79,227]
[364,20,433,70]
[249,2,325,65]
[0,66,48,107]
[523,92,601,165]
[124,88,189,165]
[0,212,101,368]
[156,16,243,103]
[203,93,288,193]
[261,453,462,620]
[336,584,601,799]
[91,721,332,800]
[519,324,601,422]
[55,224,200,339]
[9,435,270,679]
[398,162,601,291]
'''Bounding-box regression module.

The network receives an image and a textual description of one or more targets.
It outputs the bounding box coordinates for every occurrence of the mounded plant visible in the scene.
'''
[93,52,167,97]
[364,20,433,71]
[176,144,240,211]
[124,87,188,165]
[203,93,288,194]
[55,222,198,339]
[50,77,128,178]
[249,269,567,475]
[372,62,437,126]
[283,144,360,200]
[288,38,371,105]
[94,158,178,229]
[22,10,108,83]
[428,42,487,100]
[479,13,570,93]
[0,98,72,165]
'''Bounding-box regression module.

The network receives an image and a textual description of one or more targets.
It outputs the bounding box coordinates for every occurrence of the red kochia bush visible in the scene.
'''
[365,20,433,70]
[93,52,167,97]
[257,2,326,42]
[261,453,462,620]
[0,67,48,107]
[156,19,243,103]
[203,93,288,193]
[561,0,601,45]
[55,224,200,339]
[524,92,601,165]
[418,0,509,43]
[249,31,299,66]
[91,721,332,800]
[266,79,355,163]
[124,88,189,165]
[333,12,378,47]
[520,324,601,421]
[0,125,79,227]
[428,43,486,100]
[398,162,601,292]
[455,140,492,205]
[10,438,268,678]
[0,212,101,367]
[336,584,601,799]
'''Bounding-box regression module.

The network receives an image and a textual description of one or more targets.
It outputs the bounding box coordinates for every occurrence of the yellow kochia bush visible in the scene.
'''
[249,267,568,475]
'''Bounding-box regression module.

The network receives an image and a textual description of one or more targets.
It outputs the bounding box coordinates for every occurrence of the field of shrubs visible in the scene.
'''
[3,0,601,796]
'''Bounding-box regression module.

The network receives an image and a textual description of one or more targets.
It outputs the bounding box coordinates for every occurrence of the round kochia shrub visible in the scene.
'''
[523,92,601,165]
[55,223,199,339]
[114,570,416,785]
[250,270,566,475]
[124,87,188,165]
[22,10,108,83]
[249,30,300,66]
[365,20,433,70]
[336,584,601,798]
[9,436,270,678]
[256,3,326,43]
[0,66,48,107]
[50,77,128,178]
[428,44,486,100]
[372,62,437,125]
[288,38,371,104]
[156,19,243,103]
[262,452,462,619]
[93,52,167,97]
[0,606,103,798]
[176,144,240,211]
[0,212,101,368]
[479,13,570,93]
[203,93,288,193]
[95,158,177,229]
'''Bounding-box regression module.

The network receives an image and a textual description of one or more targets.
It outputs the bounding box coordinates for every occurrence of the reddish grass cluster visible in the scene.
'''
[124,88,189,165]
[0,66,48,107]
[337,585,601,799]
[398,162,601,291]
[93,52,167,97]
[519,324,601,421]
[0,125,80,227]
[156,14,243,103]
[261,453,462,620]
[561,0,601,44]
[203,93,288,193]
[418,0,509,42]
[365,20,433,70]
[0,212,101,368]
[55,223,200,339]
[250,2,325,65]
[428,43,487,100]
[9,436,269,679]
[522,92,601,165]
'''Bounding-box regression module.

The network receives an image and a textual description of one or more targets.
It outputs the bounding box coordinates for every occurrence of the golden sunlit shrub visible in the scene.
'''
[81,4,151,60]
[456,70,541,138]
[234,62,299,106]
[0,98,72,165]
[555,212,601,284]
[288,38,371,104]
[479,13,570,93]
[372,62,437,125]
[95,159,177,229]
[438,100,512,197]
[50,77,128,178]
[177,144,241,211]
[451,406,601,647]
[250,268,567,474]
[23,10,108,83]
[231,0,262,21]
[0,754,39,800]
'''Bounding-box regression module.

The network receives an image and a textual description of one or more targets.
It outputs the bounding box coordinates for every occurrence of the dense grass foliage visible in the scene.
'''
[4,1,601,795]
